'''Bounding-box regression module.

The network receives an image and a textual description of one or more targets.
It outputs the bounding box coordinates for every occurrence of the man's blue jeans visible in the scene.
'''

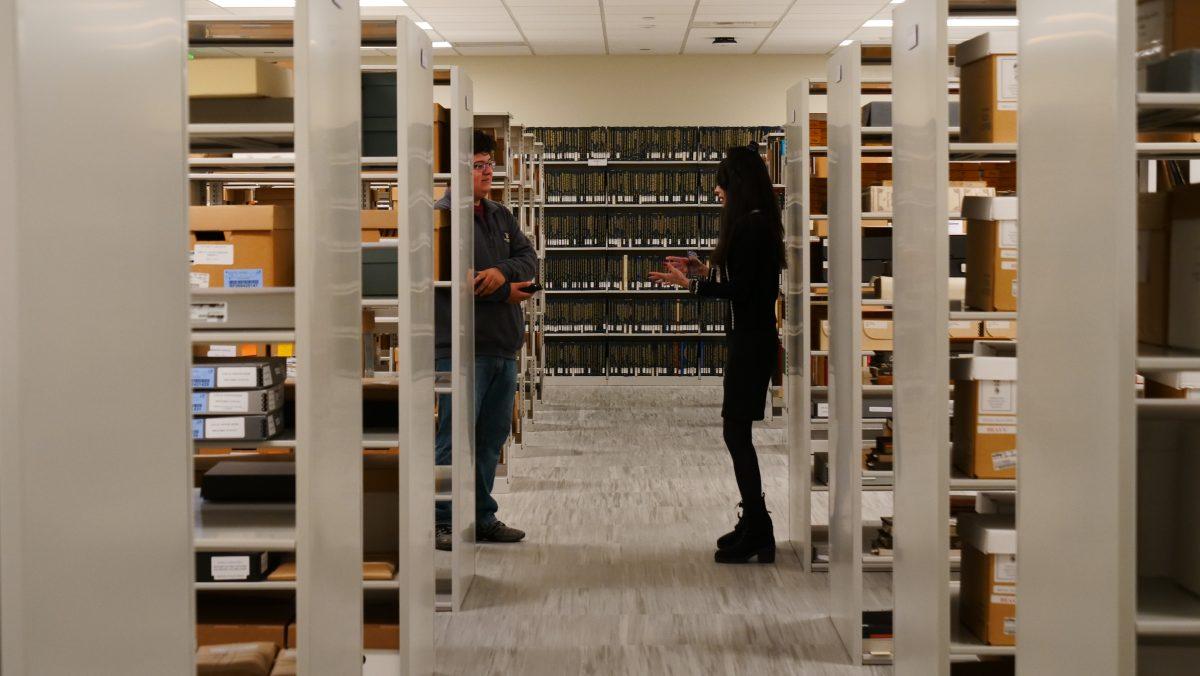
[435,356,518,530]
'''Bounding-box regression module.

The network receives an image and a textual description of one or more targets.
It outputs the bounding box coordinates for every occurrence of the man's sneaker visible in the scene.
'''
[477,520,525,543]
[435,524,452,551]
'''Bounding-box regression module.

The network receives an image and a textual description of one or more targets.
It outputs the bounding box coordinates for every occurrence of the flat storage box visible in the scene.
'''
[193,411,284,442]
[981,320,1017,340]
[286,604,400,650]
[270,650,296,676]
[362,247,398,298]
[189,58,292,99]
[956,32,1019,143]
[861,101,892,127]
[193,384,284,416]
[190,205,294,288]
[265,560,395,582]
[1169,185,1200,350]
[958,512,1017,646]
[1138,0,1200,63]
[190,288,295,330]
[196,552,272,583]
[1139,192,1171,345]
[197,600,291,649]
[864,183,995,214]
[951,342,1017,479]
[950,320,984,341]
[818,318,894,351]
[193,358,287,390]
[361,209,399,242]
[201,461,296,502]
[196,642,278,676]
[963,196,1019,312]
[1146,49,1200,91]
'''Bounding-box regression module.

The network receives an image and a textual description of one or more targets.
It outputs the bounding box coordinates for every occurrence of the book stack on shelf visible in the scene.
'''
[532,125,781,379]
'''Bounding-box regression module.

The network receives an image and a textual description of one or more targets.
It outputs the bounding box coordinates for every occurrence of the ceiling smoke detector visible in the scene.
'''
[712,36,737,44]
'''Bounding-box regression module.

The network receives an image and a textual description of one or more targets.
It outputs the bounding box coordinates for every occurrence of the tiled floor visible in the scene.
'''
[434,386,892,675]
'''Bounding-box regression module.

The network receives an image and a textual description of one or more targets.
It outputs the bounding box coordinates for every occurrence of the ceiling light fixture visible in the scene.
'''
[432,41,452,48]
[839,39,853,46]
[861,16,1018,29]
[416,21,432,30]
[891,0,906,4]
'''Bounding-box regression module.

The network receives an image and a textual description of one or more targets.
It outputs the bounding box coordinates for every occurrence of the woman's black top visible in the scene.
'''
[692,210,781,335]
[692,210,782,421]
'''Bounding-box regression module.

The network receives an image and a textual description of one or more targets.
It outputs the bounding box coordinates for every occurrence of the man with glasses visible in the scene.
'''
[433,130,537,550]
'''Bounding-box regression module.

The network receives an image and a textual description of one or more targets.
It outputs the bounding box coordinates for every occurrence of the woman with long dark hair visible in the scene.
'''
[650,144,785,564]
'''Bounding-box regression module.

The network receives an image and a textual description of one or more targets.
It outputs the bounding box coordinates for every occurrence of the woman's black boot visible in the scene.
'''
[716,502,746,550]
[714,496,775,564]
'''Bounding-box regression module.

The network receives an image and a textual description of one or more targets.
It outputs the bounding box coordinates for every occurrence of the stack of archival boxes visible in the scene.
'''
[959,494,1017,647]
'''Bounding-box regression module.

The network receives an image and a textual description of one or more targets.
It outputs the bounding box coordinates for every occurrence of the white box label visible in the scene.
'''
[210,555,251,581]
[204,417,247,440]
[995,555,1018,583]
[992,449,1018,470]
[999,222,1019,248]
[1001,261,1018,271]
[816,402,830,418]
[948,219,965,236]
[216,366,258,388]
[996,56,1019,110]
[207,391,250,414]
[979,425,1017,435]
[868,406,892,414]
[1003,617,1017,636]
[207,345,239,358]
[991,593,1017,605]
[193,243,234,266]
[978,415,1015,425]
[979,380,1016,414]
[950,321,973,331]
[864,320,890,330]
[190,272,211,289]
[1000,249,1019,260]
[190,302,227,324]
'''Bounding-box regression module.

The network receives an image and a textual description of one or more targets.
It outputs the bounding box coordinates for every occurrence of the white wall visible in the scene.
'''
[422,55,892,126]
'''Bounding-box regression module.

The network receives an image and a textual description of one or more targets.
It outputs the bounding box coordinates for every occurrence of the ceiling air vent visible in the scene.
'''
[712,37,737,44]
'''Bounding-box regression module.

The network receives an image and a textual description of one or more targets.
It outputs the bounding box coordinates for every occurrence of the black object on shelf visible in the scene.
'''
[201,461,296,503]
[362,246,398,297]
[196,552,273,583]
[1146,49,1200,93]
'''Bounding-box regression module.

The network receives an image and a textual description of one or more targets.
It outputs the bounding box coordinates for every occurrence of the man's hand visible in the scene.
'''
[474,267,506,296]
[506,280,535,304]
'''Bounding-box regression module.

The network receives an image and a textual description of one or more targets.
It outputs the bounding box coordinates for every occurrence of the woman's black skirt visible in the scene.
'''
[721,330,780,421]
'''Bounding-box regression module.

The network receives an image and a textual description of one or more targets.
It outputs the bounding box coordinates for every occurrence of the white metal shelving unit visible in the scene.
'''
[1,1,196,671]
[784,80,814,572]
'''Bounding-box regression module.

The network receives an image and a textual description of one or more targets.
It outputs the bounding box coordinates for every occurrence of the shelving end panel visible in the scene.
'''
[294,1,365,672]
[890,1,951,674]
[395,16,436,676]
[1016,1,1136,674]
[826,41,865,665]
[449,67,478,611]
[784,79,814,569]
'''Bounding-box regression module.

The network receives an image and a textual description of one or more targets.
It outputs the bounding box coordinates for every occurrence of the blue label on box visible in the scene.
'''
[192,367,216,389]
[192,419,205,440]
[192,392,207,414]
[224,268,264,288]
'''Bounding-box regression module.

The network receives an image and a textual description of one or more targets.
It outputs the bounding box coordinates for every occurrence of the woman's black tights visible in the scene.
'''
[722,417,762,505]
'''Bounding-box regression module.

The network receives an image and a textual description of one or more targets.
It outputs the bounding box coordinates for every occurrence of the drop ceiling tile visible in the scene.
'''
[456,45,534,55]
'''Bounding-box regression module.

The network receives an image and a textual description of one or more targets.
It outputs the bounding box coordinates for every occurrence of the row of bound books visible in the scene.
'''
[528,126,780,161]
[547,340,729,377]
[546,298,728,334]
[545,168,719,204]
[547,211,720,248]
[546,253,708,290]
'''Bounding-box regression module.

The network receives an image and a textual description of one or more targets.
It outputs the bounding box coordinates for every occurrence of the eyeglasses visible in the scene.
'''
[473,160,496,172]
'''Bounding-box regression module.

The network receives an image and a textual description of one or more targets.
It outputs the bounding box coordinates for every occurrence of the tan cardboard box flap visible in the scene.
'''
[191,205,294,232]
[196,642,277,676]
[955,31,1018,66]
[962,195,1018,222]
[361,209,400,230]
[958,513,1016,554]
[270,649,297,676]
[862,319,894,341]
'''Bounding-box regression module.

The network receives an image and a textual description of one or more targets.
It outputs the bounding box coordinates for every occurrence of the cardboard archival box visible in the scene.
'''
[196,642,278,676]
[1168,185,1200,351]
[958,513,1017,646]
[1138,191,1171,345]
[817,316,893,351]
[956,32,1018,143]
[1137,0,1200,63]
[951,341,1017,480]
[864,182,995,214]
[963,196,1019,312]
[874,276,966,306]
[189,58,292,99]
[190,206,294,289]
[981,320,1017,340]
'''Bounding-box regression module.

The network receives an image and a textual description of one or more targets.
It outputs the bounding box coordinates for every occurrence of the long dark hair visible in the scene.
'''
[711,144,785,269]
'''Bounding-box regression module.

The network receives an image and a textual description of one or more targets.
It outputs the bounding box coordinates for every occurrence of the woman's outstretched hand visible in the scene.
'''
[665,253,708,277]
[649,263,690,289]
